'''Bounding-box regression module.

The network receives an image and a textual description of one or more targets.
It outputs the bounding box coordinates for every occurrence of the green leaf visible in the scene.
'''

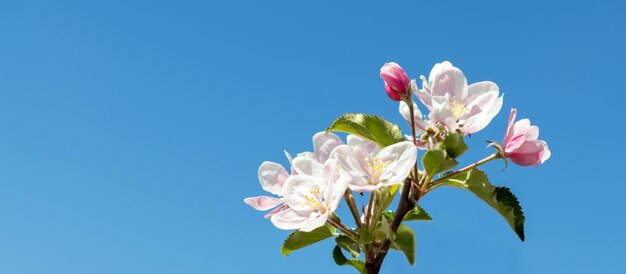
[438,170,525,241]
[377,185,400,213]
[358,227,373,245]
[281,225,337,256]
[380,216,396,242]
[422,149,458,177]
[403,205,433,221]
[332,245,366,273]
[326,113,405,147]
[335,235,360,258]
[390,224,416,265]
[440,132,468,158]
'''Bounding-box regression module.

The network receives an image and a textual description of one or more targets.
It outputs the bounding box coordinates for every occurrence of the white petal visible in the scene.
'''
[540,141,551,163]
[325,175,348,213]
[377,141,417,186]
[258,161,289,195]
[292,156,324,178]
[296,151,316,160]
[244,196,284,211]
[313,132,344,164]
[430,61,468,101]
[299,212,328,232]
[346,135,379,176]
[349,181,383,192]
[282,175,321,212]
[466,81,499,103]
[333,145,370,190]
[270,208,309,230]
[462,91,502,134]
[431,96,458,131]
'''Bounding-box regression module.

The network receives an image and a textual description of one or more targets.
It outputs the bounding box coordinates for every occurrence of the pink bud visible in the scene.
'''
[502,108,551,166]
[380,62,410,101]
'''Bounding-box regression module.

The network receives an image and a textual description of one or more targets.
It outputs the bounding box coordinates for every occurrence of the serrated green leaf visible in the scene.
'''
[390,224,416,265]
[332,245,366,273]
[403,205,432,221]
[437,169,525,241]
[281,225,337,256]
[326,113,405,147]
[422,149,458,177]
[440,132,468,158]
[335,235,360,258]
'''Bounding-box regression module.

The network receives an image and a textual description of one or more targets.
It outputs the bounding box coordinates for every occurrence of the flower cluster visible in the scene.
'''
[245,61,551,274]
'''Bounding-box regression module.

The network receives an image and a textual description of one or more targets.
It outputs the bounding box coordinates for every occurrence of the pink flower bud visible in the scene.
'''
[380,62,410,101]
[502,108,551,166]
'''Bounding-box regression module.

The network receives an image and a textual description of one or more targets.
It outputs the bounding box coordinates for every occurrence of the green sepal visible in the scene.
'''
[326,113,405,147]
[281,224,337,256]
[335,235,360,258]
[332,245,366,273]
[439,131,468,158]
[436,169,526,241]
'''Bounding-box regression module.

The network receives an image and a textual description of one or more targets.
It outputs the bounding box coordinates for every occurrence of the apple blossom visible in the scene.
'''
[380,62,411,101]
[502,108,551,166]
[282,158,348,232]
[333,135,417,192]
[415,61,503,134]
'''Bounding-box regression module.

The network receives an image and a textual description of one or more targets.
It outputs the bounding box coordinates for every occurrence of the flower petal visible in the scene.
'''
[461,92,503,134]
[244,196,284,211]
[378,141,417,186]
[258,161,289,195]
[503,108,518,146]
[333,145,370,190]
[282,175,321,212]
[292,156,324,178]
[270,208,309,230]
[466,81,499,103]
[505,118,531,151]
[299,212,328,232]
[507,140,545,166]
[429,61,468,101]
[431,96,458,131]
[313,132,343,163]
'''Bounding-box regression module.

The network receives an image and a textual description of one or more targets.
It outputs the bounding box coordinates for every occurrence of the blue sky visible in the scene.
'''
[0,0,624,273]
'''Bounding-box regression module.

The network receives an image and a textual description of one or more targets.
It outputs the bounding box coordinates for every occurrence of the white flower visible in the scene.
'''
[282,158,348,232]
[333,135,417,192]
[415,61,503,134]
[244,132,343,230]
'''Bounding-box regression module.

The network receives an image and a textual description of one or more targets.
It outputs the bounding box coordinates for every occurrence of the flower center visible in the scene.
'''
[303,186,327,214]
[364,156,391,185]
[450,99,468,120]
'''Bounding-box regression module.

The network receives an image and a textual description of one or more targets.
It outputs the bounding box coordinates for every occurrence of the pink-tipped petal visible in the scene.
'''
[503,108,518,146]
[244,196,284,211]
[507,140,545,166]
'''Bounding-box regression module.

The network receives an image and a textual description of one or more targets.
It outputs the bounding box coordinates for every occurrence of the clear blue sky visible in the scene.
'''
[0,0,624,273]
